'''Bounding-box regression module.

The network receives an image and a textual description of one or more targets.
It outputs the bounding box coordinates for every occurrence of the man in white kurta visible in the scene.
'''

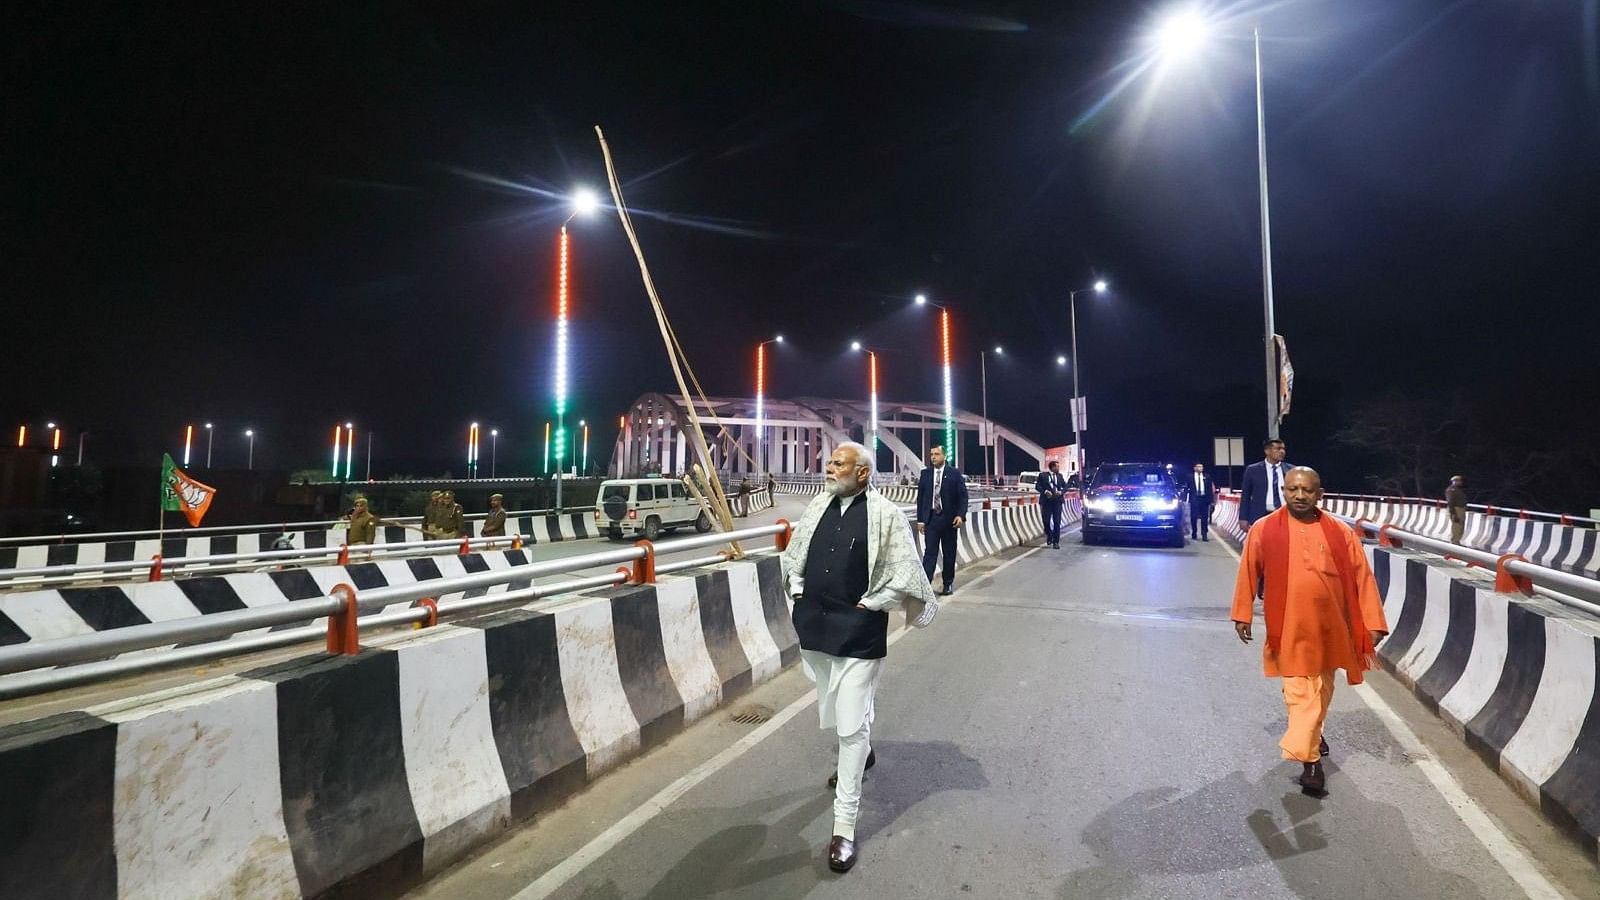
[781,442,937,873]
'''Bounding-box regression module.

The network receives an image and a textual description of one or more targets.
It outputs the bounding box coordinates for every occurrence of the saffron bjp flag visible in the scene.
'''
[1275,334,1295,420]
[161,453,217,526]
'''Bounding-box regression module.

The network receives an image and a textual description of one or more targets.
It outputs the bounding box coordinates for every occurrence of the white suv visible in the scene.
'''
[596,477,713,540]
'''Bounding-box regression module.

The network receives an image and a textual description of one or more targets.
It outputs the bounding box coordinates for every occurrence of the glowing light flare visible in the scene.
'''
[16,425,26,447]
[51,427,62,451]
[571,188,600,218]
[1153,8,1211,61]
[184,424,194,466]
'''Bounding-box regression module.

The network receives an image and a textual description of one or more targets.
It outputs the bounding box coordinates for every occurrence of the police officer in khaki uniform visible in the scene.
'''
[346,497,380,545]
[443,490,466,538]
[482,493,507,537]
[422,490,445,539]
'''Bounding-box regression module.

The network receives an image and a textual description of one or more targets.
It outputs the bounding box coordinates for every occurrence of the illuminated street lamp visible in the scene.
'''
[980,347,1002,479]
[554,187,599,509]
[50,423,62,468]
[849,343,883,467]
[755,335,783,475]
[1148,8,1280,438]
[244,429,255,470]
[916,298,957,468]
[490,428,499,478]
[579,420,589,475]
[467,422,480,479]
[344,422,355,480]
[204,422,214,468]
[1068,279,1109,477]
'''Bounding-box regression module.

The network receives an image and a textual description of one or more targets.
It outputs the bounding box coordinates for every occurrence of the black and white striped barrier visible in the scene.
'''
[0,557,800,900]
[0,511,605,574]
[1366,545,1600,860]
[1322,498,1600,580]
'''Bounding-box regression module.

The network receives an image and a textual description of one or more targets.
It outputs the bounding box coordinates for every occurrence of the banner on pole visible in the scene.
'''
[1275,334,1294,420]
[162,453,217,527]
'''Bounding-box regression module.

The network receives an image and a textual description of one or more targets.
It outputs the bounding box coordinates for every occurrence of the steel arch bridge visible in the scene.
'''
[610,393,1048,481]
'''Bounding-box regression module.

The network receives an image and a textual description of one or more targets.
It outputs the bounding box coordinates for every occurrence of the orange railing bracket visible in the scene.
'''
[326,583,361,655]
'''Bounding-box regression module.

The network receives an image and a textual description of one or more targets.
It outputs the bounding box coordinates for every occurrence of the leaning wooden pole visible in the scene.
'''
[595,126,743,557]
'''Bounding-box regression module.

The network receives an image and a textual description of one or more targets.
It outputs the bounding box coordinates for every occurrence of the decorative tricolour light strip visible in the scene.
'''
[185,424,194,467]
[331,425,342,477]
[344,425,355,480]
[543,421,551,474]
[755,343,766,472]
[554,226,570,470]
[940,309,955,466]
[467,422,480,475]
[869,350,879,453]
[15,425,25,447]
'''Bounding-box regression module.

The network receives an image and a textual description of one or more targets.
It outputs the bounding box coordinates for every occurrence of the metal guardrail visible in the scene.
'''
[0,522,796,699]
[0,505,600,547]
[0,533,537,588]
[1336,514,1600,617]
[1323,492,1599,527]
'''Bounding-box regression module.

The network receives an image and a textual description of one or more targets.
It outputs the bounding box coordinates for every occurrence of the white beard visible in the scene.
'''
[826,476,863,497]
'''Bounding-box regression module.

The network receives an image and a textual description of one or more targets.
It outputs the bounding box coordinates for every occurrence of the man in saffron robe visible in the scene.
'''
[1231,466,1388,794]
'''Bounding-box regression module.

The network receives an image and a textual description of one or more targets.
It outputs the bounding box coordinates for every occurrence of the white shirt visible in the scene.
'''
[1266,462,1283,509]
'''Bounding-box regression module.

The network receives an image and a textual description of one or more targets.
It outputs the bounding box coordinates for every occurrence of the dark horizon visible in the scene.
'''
[5,2,1598,510]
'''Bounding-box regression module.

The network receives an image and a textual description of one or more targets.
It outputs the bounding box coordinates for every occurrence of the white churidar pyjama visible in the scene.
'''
[802,649,884,840]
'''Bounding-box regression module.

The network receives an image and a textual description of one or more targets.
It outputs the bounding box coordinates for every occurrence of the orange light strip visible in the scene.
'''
[184,424,194,466]
[756,343,766,396]
[333,425,343,476]
[52,428,62,451]
[17,425,26,447]
[869,351,878,395]
[940,309,951,366]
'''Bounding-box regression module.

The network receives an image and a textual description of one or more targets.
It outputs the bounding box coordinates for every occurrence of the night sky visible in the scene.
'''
[5,2,1598,501]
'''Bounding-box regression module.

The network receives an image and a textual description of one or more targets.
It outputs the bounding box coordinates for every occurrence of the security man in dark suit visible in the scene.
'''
[916,445,968,595]
[1037,460,1069,549]
[1186,462,1215,541]
[1240,438,1289,526]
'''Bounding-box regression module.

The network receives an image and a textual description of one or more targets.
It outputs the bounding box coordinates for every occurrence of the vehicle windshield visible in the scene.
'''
[1092,466,1171,489]
[601,484,631,503]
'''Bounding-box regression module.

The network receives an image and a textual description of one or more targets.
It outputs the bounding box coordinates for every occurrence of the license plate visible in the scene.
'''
[1115,514,1143,522]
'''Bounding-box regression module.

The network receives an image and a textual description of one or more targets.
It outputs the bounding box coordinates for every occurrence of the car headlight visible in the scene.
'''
[1087,497,1117,513]
[1141,497,1180,512]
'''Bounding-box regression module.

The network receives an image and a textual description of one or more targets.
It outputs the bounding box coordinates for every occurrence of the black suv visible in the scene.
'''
[1081,462,1185,547]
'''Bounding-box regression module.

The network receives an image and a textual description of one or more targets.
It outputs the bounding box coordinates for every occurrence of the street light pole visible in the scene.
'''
[245,430,255,470]
[980,350,990,480]
[205,423,214,468]
[1254,25,1280,440]
[490,429,499,478]
[1068,281,1108,479]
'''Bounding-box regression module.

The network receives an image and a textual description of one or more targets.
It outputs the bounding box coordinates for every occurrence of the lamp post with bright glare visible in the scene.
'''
[204,423,214,468]
[554,188,599,509]
[244,429,255,470]
[1068,279,1109,478]
[1150,10,1280,438]
[344,422,355,480]
[490,429,499,478]
[914,294,957,467]
[755,335,783,475]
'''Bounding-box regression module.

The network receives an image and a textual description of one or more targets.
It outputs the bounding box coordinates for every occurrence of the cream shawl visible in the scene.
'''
[781,488,939,628]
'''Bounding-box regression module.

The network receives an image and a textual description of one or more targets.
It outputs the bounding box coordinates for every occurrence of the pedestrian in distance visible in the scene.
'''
[1188,462,1215,541]
[781,442,938,873]
[423,490,445,539]
[1037,459,1069,548]
[916,445,968,595]
[481,493,507,537]
[1230,467,1389,795]
[1240,439,1290,526]
[1445,475,1468,544]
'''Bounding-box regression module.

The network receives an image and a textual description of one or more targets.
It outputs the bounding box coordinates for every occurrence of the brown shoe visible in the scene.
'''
[828,835,858,873]
[827,749,875,789]
[1298,761,1326,795]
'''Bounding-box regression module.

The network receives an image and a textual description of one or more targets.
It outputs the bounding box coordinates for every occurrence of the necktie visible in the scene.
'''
[933,468,943,515]
[1270,464,1282,508]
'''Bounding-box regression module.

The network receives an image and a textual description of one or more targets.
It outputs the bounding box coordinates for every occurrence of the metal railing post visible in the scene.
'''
[633,540,656,584]
[148,554,163,582]
[1496,554,1533,595]
[326,584,361,655]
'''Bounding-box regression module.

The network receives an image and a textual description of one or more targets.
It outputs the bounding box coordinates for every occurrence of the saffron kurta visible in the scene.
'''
[1230,510,1389,679]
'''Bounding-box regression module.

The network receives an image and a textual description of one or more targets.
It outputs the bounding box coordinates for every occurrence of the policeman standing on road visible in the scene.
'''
[345,496,380,545]
[423,490,445,539]
[482,493,507,537]
[442,490,466,538]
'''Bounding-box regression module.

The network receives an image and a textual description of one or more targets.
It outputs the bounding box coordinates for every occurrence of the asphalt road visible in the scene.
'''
[408,528,1600,900]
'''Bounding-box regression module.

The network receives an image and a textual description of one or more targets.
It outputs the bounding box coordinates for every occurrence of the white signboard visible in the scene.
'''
[1213,437,1245,468]
[1070,396,1087,432]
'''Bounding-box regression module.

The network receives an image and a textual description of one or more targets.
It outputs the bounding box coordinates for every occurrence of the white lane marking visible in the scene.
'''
[1218,527,1570,899]
[962,545,1044,589]
[1351,683,1571,900]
